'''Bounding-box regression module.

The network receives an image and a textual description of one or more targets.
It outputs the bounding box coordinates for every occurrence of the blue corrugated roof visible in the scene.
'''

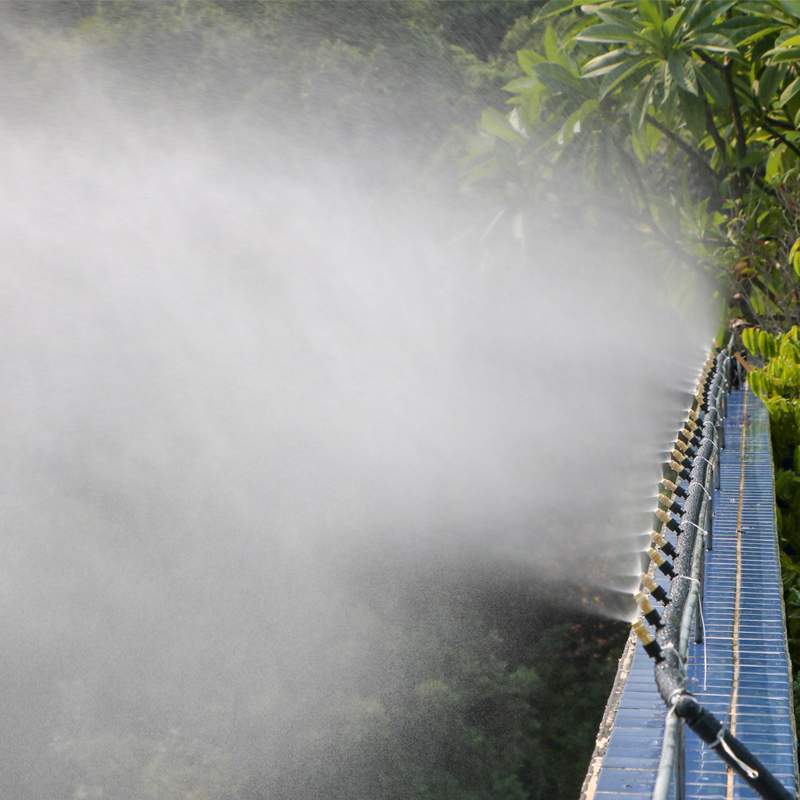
[582,386,798,800]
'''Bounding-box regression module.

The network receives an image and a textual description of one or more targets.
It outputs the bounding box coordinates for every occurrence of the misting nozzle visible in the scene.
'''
[675,439,698,459]
[669,459,691,481]
[655,507,682,534]
[671,447,690,465]
[640,572,670,604]
[648,547,677,578]
[651,530,678,558]
[679,428,701,447]
[634,590,665,629]
[632,619,664,662]
[662,479,688,500]
[657,492,683,515]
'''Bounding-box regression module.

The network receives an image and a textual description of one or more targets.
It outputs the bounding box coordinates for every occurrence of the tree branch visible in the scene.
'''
[643,113,721,183]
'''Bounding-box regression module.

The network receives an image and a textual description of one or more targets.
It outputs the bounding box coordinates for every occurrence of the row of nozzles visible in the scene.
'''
[632,349,722,662]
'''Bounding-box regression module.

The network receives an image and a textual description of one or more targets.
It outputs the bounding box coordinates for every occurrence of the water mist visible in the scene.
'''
[0,6,717,798]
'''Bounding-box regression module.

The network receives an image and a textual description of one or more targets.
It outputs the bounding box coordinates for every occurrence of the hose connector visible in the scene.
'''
[662,478,688,500]
[648,547,677,578]
[640,572,670,604]
[651,530,678,559]
[669,459,691,481]
[634,590,665,629]
[658,492,683,515]
[655,507,682,534]
[632,619,664,662]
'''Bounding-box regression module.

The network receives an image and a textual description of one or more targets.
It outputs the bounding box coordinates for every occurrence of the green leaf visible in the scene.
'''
[686,0,739,32]
[696,61,729,107]
[637,0,664,27]
[598,55,655,97]
[464,157,499,187]
[730,24,783,48]
[741,326,760,355]
[685,33,738,54]
[751,286,767,316]
[768,46,800,63]
[780,76,800,108]
[537,0,581,20]
[761,329,779,359]
[678,88,707,140]
[668,53,698,95]
[790,238,800,278]
[663,7,688,42]
[758,64,788,108]
[631,77,655,130]
[504,76,539,93]
[533,62,585,96]
[544,26,565,66]
[518,49,545,77]
[594,8,639,28]
[574,23,646,45]
[581,48,629,79]
[782,0,800,20]
[481,108,526,146]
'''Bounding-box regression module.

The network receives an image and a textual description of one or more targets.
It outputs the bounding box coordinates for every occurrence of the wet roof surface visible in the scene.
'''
[586,387,798,800]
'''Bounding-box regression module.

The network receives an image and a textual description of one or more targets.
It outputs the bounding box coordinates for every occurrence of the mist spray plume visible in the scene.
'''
[0,6,718,797]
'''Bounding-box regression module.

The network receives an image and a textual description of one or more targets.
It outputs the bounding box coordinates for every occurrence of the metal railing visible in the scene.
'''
[635,346,795,800]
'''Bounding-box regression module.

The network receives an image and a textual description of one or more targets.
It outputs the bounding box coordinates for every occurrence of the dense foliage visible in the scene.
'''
[465,0,800,333]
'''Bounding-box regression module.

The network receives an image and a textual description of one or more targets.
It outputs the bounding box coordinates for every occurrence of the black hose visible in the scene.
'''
[674,694,796,800]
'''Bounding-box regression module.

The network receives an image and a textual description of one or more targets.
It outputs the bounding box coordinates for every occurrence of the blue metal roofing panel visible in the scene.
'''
[582,386,798,800]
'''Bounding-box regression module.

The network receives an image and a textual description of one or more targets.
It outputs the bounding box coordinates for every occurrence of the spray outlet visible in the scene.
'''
[669,459,691,481]
[632,619,664,662]
[657,493,683,515]
[655,507,681,534]
[661,479,688,500]
[651,530,678,558]
[640,572,670,604]
[671,447,690,465]
[648,547,677,578]
[634,591,665,629]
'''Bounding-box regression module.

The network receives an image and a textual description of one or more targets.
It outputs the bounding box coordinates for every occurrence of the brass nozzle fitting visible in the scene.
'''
[632,619,664,661]
[652,530,678,558]
[658,493,682,515]
[669,459,691,480]
[655,507,681,534]
[640,572,670,604]
[635,590,665,629]
[661,478,688,500]
[649,547,677,578]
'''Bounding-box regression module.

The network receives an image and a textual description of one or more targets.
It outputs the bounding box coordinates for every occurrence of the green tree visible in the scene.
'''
[466,0,800,331]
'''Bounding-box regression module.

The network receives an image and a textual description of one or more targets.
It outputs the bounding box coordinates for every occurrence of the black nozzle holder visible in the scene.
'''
[634,591,665,629]
[669,459,692,481]
[675,441,698,459]
[671,448,690,466]
[658,492,683,516]
[648,547,676,578]
[674,694,795,800]
[679,430,702,448]
[652,531,678,559]
[632,620,664,662]
[656,508,682,534]
[640,572,670,604]
[662,479,688,500]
